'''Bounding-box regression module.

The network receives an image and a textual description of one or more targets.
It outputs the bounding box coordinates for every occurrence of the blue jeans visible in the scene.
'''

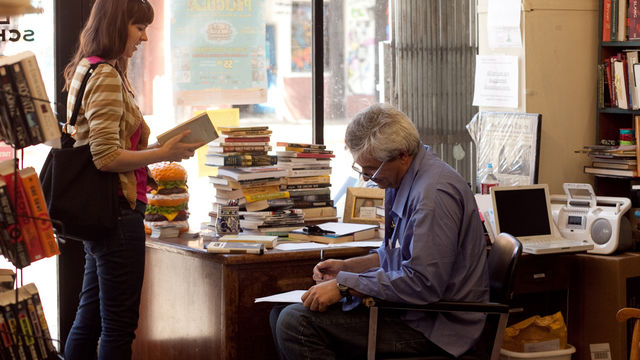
[270,303,452,360]
[64,200,146,360]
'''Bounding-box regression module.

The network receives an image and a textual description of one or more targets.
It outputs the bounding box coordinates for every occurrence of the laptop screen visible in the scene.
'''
[493,187,551,237]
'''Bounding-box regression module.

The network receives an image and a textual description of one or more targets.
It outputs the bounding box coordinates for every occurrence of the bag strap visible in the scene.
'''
[68,61,106,127]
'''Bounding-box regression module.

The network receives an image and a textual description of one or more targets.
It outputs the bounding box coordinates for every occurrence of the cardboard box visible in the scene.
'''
[568,253,640,360]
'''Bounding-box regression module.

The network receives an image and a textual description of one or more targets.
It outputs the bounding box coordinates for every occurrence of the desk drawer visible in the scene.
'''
[513,254,571,294]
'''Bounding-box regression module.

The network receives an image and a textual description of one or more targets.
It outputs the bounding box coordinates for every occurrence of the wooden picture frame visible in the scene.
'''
[343,187,384,225]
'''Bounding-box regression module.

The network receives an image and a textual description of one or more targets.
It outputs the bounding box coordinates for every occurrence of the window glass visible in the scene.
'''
[323,0,389,216]
[128,0,321,228]
[0,3,58,348]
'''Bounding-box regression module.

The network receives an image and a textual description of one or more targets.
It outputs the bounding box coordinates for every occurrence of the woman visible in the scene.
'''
[62,0,204,358]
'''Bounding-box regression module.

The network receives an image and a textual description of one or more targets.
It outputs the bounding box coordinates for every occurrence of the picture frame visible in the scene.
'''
[343,187,385,225]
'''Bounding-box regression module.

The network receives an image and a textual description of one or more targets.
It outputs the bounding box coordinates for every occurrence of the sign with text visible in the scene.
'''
[170,0,267,105]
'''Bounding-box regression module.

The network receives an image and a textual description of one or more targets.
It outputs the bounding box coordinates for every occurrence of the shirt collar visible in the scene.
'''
[390,144,429,219]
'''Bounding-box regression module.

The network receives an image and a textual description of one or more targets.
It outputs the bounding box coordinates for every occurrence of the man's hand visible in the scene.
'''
[313,259,345,283]
[301,280,342,312]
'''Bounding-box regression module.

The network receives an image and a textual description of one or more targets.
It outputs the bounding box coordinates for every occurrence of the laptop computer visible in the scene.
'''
[491,184,594,254]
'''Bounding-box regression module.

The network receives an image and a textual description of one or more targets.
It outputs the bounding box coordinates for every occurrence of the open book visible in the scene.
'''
[156,112,219,145]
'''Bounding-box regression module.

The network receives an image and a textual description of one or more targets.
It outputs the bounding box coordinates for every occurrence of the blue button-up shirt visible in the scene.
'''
[336,145,489,357]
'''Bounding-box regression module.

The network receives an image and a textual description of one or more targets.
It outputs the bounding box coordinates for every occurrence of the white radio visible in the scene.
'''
[550,183,632,255]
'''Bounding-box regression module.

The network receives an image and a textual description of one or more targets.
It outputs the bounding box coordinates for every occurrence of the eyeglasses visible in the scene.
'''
[352,161,386,181]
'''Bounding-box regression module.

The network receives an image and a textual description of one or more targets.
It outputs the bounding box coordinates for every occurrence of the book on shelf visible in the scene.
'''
[0,160,45,263]
[604,0,612,41]
[630,0,640,39]
[0,65,30,149]
[156,111,219,145]
[0,269,14,292]
[591,161,637,170]
[604,57,616,107]
[612,0,619,40]
[0,179,29,268]
[216,166,288,181]
[584,165,638,177]
[9,61,44,144]
[626,50,640,110]
[613,57,629,109]
[218,234,278,249]
[288,222,378,244]
[18,167,58,258]
[618,0,628,41]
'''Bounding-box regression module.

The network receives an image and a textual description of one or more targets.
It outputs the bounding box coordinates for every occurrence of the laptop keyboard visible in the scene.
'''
[524,238,590,248]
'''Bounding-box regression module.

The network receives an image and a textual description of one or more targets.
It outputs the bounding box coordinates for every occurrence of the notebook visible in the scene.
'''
[491,184,594,254]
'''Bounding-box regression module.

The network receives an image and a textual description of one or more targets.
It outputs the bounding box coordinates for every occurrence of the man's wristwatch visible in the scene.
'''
[337,282,352,302]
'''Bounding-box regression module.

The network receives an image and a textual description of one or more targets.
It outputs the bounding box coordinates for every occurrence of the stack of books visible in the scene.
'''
[582,143,639,177]
[238,209,305,235]
[276,142,337,224]
[205,126,276,166]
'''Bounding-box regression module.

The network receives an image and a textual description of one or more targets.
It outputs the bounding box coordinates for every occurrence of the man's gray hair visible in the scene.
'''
[345,103,421,162]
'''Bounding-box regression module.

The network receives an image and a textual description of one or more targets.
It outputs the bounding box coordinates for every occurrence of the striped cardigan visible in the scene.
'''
[66,58,151,210]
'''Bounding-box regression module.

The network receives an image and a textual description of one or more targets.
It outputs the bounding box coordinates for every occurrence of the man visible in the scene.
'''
[270,103,489,359]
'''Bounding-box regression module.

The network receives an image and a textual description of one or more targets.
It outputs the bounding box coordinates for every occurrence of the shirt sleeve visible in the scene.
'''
[83,65,124,168]
[336,188,462,304]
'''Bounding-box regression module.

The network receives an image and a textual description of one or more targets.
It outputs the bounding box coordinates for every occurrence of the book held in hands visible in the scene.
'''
[156,111,219,145]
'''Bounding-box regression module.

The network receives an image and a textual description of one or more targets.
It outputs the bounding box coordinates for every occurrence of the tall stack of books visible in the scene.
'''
[206,127,305,234]
[276,142,337,224]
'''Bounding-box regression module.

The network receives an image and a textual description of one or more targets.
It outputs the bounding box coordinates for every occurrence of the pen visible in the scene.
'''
[319,249,325,280]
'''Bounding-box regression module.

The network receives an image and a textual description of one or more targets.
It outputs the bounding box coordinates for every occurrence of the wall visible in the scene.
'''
[478,0,598,194]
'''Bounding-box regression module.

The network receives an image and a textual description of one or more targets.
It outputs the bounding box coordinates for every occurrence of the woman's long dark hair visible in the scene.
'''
[63,0,153,90]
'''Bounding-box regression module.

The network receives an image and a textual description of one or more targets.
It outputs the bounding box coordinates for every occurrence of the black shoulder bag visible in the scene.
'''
[39,62,120,240]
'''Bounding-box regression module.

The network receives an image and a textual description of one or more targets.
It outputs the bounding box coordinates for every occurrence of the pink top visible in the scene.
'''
[130,123,148,203]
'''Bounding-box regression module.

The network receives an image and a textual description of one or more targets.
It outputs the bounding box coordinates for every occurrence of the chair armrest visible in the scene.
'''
[363,297,509,314]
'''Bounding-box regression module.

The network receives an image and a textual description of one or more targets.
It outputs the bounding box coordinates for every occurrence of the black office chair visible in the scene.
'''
[364,232,522,360]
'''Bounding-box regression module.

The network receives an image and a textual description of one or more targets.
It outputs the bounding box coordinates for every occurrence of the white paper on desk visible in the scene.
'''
[329,241,382,248]
[275,242,327,251]
[255,290,305,303]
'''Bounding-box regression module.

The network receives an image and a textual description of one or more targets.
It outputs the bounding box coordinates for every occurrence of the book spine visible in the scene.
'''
[0,67,30,149]
[635,115,640,175]
[0,183,29,269]
[1,172,44,263]
[15,302,37,360]
[288,169,332,177]
[2,305,27,360]
[604,0,613,41]
[23,299,46,360]
[292,199,334,208]
[223,136,270,142]
[27,291,54,356]
[618,0,628,41]
[0,307,17,360]
[210,145,271,152]
[18,169,58,258]
[630,0,640,38]
[612,0,619,41]
[604,58,616,106]
[18,56,58,143]
[9,63,43,145]
[244,191,290,203]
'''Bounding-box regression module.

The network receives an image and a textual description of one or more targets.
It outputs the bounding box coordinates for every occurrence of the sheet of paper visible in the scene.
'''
[329,240,382,248]
[472,55,519,108]
[275,242,327,251]
[255,289,306,303]
[487,0,522,48]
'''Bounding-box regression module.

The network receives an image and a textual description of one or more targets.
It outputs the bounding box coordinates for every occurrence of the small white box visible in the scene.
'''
[500,345,576,360]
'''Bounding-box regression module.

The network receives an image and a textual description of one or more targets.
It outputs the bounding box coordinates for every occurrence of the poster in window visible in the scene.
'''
[170,0,267,105]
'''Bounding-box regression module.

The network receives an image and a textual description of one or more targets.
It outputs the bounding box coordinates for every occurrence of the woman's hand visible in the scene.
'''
[159,130,206,162]
[301,280,342,312]
[313,259,345,283]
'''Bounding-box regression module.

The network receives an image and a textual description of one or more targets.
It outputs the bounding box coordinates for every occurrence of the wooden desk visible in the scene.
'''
[132,238,370,360]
